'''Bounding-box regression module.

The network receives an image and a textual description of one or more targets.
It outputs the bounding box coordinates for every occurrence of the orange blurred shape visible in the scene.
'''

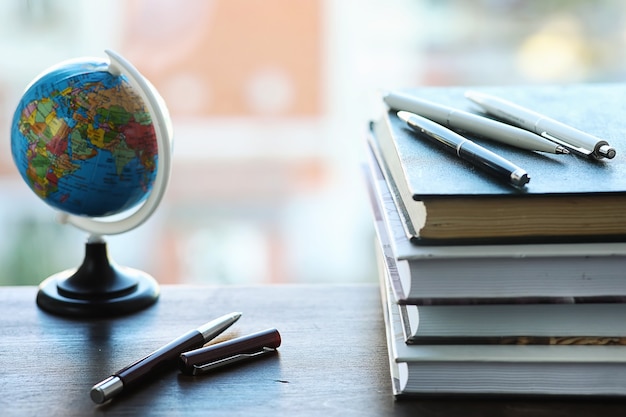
[121,0,322,117]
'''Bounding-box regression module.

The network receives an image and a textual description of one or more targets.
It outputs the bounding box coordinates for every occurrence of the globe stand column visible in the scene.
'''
[36,239,160,317]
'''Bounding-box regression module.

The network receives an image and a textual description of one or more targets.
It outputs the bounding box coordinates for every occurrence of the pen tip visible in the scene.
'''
[397,111,412,122]
[556,146,570,154]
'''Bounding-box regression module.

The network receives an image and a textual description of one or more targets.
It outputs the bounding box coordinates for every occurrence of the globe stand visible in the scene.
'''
[36,240,160,317]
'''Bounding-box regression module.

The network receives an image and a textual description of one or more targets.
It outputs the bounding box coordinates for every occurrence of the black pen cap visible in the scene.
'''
[179,328,281,374]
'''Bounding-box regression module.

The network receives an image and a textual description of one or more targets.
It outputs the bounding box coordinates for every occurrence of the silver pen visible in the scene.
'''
[465,90,616,160]
[90,312,242,404]
[384,91,569,154]
[398,111,530,187]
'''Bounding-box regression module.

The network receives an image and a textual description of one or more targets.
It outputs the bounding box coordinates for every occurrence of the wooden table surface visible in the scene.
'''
[0,284,625,417]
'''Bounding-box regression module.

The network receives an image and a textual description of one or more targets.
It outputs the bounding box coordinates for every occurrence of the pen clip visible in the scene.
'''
[540,131,592,156]
[191,347,277,375]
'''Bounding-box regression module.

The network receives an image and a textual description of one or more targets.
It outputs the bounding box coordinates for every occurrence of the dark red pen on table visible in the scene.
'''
[90,312,242,404]
[179,328,282,375]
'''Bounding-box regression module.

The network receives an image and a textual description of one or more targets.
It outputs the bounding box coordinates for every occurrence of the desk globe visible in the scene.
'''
[10,50,172,317]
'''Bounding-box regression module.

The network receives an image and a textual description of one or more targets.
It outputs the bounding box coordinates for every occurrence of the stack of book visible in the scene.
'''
[364,84,626,397]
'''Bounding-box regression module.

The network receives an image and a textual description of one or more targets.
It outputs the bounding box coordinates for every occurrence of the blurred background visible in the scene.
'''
[1,0,626,286]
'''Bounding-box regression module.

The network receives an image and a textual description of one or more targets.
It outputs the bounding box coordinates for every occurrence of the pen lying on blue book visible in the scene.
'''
[397,111,530,187]
[465,90,616,160]
[384,91,569,155]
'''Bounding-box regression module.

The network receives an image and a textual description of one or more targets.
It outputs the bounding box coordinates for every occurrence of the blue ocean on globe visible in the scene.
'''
[11,59,158,217]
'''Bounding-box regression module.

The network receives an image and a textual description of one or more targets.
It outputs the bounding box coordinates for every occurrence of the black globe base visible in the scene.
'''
[36,240,160,317]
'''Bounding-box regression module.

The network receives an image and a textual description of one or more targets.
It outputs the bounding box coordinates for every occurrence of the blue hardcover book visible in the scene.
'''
[370,83,626,245]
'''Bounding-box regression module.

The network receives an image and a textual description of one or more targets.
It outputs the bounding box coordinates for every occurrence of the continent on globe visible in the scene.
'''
[11,59,158,217]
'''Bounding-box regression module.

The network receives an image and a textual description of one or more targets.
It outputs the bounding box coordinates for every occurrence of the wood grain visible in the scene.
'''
[0,284,624,416]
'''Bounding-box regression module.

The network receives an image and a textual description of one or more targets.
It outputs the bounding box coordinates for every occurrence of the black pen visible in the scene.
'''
[179,328,281,376]
[397,111,530,187]
[90,312,242,404]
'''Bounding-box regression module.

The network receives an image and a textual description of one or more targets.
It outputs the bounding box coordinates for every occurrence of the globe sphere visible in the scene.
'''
[11,58,158,218]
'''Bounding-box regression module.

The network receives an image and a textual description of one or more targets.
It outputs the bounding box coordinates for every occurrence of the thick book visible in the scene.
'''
[377,253,626,345]
[371,83,626,245]
[365,142,626,305]
[379,270,626,397]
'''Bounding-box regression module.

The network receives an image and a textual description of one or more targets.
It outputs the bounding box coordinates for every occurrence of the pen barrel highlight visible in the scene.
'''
[385,91,564,154]
[458,142,529,187]
[117,330,205,385]
[384,91,452,122]
[90,329,205,404]
[90,313,241,404]
[405,113,465,150]
[536,119,615,159]
[466,90,615,159]
[399,111,529,187]
[179,328,281,375]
